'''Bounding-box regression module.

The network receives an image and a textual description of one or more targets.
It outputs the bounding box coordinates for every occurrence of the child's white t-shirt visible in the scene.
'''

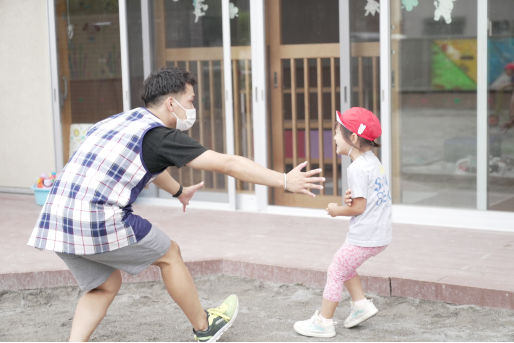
[346,150,392,247]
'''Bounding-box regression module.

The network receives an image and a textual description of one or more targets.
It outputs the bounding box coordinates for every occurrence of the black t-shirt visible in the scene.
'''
[142,126,207,174]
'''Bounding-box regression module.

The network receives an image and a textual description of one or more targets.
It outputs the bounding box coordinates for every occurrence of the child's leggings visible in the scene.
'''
[323,243,386,303]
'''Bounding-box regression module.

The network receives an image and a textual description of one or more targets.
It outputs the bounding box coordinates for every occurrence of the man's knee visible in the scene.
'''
[94,270,122,296]
[154,240,182,266]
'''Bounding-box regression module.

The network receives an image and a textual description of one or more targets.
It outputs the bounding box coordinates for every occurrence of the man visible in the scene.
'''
[27,68,325,342]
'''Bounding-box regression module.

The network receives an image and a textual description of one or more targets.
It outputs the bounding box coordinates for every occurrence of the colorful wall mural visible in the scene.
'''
[489,37,514,86]
[432,39,477,90]
[431,37,514,90]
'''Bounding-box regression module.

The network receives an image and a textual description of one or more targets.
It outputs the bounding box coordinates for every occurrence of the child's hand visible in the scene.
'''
[326,202,340,217]
[344,189,353,206]
[178,181,204,212]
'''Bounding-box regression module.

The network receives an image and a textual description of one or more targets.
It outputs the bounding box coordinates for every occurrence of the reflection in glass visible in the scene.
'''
[126,0,144,108]
[152,0,225,197]
[487,0,514,212]
[277,0,341,199]
[391,0,478,208]
[281,0,339,45]
[349,0,380,159]
[56,0,123,160]
[147,0,253,199]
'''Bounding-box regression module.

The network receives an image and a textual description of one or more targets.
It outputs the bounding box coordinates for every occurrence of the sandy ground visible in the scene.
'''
[1,274,513,342]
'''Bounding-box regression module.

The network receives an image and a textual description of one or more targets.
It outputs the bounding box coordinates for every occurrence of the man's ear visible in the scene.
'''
[166,97,174,112]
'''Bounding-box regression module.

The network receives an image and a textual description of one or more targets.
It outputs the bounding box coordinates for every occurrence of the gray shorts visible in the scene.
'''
[56,226,171,292]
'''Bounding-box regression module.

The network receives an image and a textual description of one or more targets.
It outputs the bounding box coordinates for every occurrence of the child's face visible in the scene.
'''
[334,125,351,155]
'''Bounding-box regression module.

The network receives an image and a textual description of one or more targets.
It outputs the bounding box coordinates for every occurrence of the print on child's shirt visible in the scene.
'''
[374,175,391,206]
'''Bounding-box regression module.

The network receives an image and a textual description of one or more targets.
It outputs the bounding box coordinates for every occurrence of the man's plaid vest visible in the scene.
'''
[28,108,164,255]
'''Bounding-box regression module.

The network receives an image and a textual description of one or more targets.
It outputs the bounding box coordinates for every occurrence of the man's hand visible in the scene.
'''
[326,202,341,217]
[344,189,353,206]
[178,181,204,212]
[286,161,325,197]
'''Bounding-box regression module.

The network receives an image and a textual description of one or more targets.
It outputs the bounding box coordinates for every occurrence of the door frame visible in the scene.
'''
[339,0,352,194]
[379,0,392,193]
[476,0,488,210]
[52,0,72,167]
[119,0,131,112]
[250,0,269,211]
[48,0,64,170]
[221,0,237,209]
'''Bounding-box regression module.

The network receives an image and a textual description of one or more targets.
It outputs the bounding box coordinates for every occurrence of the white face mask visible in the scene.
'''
[172,97,196,131]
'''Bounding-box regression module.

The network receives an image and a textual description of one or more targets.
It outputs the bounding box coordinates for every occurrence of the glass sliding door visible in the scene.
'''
[54,0,123,162]
[391,0,478,208]
[487,0,514,211]
[268,0,342,208]
[150,0,227,202]
[137,0,253,203]
[349,0,380,159]
[266,0,381,208]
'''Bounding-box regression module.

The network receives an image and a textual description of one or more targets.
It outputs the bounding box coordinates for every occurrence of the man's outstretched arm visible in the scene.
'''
[186,150,325,197]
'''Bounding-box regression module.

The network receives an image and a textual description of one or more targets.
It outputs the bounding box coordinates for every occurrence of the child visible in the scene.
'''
[293,107,392,338]
[27,67,325,342]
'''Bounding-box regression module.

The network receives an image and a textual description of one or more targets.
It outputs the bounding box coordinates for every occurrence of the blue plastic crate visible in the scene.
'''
[32,186,51,206]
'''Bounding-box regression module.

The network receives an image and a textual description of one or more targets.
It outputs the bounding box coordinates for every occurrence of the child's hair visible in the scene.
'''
[338,123,381,148]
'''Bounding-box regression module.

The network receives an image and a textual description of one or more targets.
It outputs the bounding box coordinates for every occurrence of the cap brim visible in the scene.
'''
[336,111,344,126]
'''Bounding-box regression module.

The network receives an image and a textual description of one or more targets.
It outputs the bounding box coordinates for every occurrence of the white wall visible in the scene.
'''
[0,0,56,191]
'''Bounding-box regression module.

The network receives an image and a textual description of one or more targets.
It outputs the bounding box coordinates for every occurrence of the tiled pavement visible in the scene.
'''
[1,193,513,309]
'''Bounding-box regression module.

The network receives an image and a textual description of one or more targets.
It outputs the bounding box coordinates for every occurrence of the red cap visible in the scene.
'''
[505,62,514,71]
[336,107,382,141]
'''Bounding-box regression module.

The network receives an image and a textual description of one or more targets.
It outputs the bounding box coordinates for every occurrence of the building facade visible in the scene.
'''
[1,0,513,232]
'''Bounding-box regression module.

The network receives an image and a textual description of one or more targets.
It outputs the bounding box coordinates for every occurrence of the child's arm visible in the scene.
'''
[344,188,353,206]
[326,197,366,217]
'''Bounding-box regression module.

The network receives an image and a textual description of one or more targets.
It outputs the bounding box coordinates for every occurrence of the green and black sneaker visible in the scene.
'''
[193,294,239,342]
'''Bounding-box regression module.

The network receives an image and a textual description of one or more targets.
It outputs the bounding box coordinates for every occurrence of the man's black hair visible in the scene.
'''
[141,67,196,106]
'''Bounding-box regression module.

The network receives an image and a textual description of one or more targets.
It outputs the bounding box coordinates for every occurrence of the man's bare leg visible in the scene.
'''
[153,241,208,331]
[69,270,122,341]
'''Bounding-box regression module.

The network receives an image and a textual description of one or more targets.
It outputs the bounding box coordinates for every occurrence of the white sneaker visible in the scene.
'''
[293,310,336,338]
[344,299,378,328]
